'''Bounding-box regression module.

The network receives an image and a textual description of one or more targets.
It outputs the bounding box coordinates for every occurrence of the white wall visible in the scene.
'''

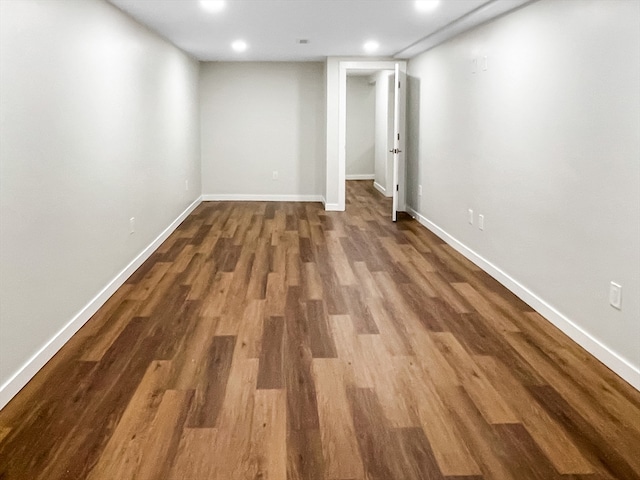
[325,57,343,209]
[200,62,325,200]
[346,76,375,179]
[0,0,201,405]
[407,0,640,387]
[319,61,328,203]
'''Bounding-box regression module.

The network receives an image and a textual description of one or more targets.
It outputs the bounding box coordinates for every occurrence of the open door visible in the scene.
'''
[391,63,406,222]
[335,60,406,213]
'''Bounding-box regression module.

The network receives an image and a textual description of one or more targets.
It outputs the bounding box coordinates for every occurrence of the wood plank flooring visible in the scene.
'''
[1,180,639,479]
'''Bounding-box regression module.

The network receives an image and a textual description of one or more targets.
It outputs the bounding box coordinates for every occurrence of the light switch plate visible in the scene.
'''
[609,282,622,310]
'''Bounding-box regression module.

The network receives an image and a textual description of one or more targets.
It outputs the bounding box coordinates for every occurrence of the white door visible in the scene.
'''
[391,63,406,222]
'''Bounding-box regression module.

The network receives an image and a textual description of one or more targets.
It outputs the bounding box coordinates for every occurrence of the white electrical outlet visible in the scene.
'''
[418,185,423,196]
[482,56,488,71]
[609,282,622,310]
[478,214,484,231]
[185,179,189,191]
[471,58,477,74]
[129,217,135,235]
[468,209,474,225]
[272,171,279,180]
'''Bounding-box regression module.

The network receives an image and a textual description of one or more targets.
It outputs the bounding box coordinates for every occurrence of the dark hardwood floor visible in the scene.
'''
[1,180,639,479]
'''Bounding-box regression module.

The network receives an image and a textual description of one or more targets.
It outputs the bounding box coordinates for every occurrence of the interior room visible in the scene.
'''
[1,0,639,478]
[346,73,376,184]
[345,67,395,215]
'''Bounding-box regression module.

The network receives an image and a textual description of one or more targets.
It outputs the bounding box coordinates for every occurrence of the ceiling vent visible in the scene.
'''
[297,39,310,45]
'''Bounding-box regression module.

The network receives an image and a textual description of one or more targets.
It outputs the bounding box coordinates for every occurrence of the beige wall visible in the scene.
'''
[346,76,375,178]
[407,0,640,385]
[0,0,201,403]
[200,62,325,200]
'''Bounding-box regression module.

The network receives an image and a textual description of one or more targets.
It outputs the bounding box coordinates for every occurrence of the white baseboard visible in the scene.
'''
[324,203,343,212]
[406,205,640,391]
[373,181,388,196]
[0,196,203,410]
[202,194,323,202]
[321,196,344,212]
[346,174,375,180]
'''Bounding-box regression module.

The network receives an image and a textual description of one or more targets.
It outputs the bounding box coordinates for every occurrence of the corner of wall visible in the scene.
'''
[0,198,202,409]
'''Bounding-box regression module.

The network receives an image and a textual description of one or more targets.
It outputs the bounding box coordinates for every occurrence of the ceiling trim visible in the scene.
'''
[394,0,535,59]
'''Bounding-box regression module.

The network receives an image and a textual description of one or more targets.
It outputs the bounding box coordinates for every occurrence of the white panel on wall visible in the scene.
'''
[0,0,201,405]
[346,76,375,178]
[407,0,640,386]
[200,62,325,200]
[373,71,394,195]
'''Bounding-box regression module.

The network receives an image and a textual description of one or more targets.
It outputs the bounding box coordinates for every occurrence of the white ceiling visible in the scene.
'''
[108,0,531,62]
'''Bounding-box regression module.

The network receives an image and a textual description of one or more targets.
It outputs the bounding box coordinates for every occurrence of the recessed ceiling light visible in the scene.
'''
[363,40,379,53]
[415,0,440,12]
[200,0,225,13]
[232,40,248,52]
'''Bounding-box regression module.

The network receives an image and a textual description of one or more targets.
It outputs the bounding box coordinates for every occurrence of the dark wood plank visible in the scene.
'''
[529,385,640,480]
[299,237,315,263]
[347,387,397,480]
[0,361,97,479]
[186,335,236,427]
[284,287,321,431]
[286,427,326,480]
[343,286,379,334]
[257,316,285,389]
[306,300,338,359]
[392,427,446,480]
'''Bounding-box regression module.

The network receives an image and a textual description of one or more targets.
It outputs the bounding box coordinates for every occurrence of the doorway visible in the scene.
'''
[345,73,376,185]
[338,61,407,221]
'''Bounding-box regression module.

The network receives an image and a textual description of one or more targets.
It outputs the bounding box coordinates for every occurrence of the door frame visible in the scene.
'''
[337,60,407,214]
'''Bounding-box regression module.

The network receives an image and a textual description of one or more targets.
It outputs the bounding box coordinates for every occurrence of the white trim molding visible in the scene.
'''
[394,0,532,59]
[202,194,323,202]
[346,174,375,180]
[324,203,343,212]
[336,60,407,213]
[321,195,343,212]
[0,196,203,409]
[407,205,640,391]
[373,181,387,196]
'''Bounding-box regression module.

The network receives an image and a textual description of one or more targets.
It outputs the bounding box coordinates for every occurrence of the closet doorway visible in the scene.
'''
[339,61,406,221]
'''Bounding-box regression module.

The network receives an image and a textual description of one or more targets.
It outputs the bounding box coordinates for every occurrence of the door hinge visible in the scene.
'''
[398,81,401,88]
[397,133,400,140]
[396,185,399,192]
